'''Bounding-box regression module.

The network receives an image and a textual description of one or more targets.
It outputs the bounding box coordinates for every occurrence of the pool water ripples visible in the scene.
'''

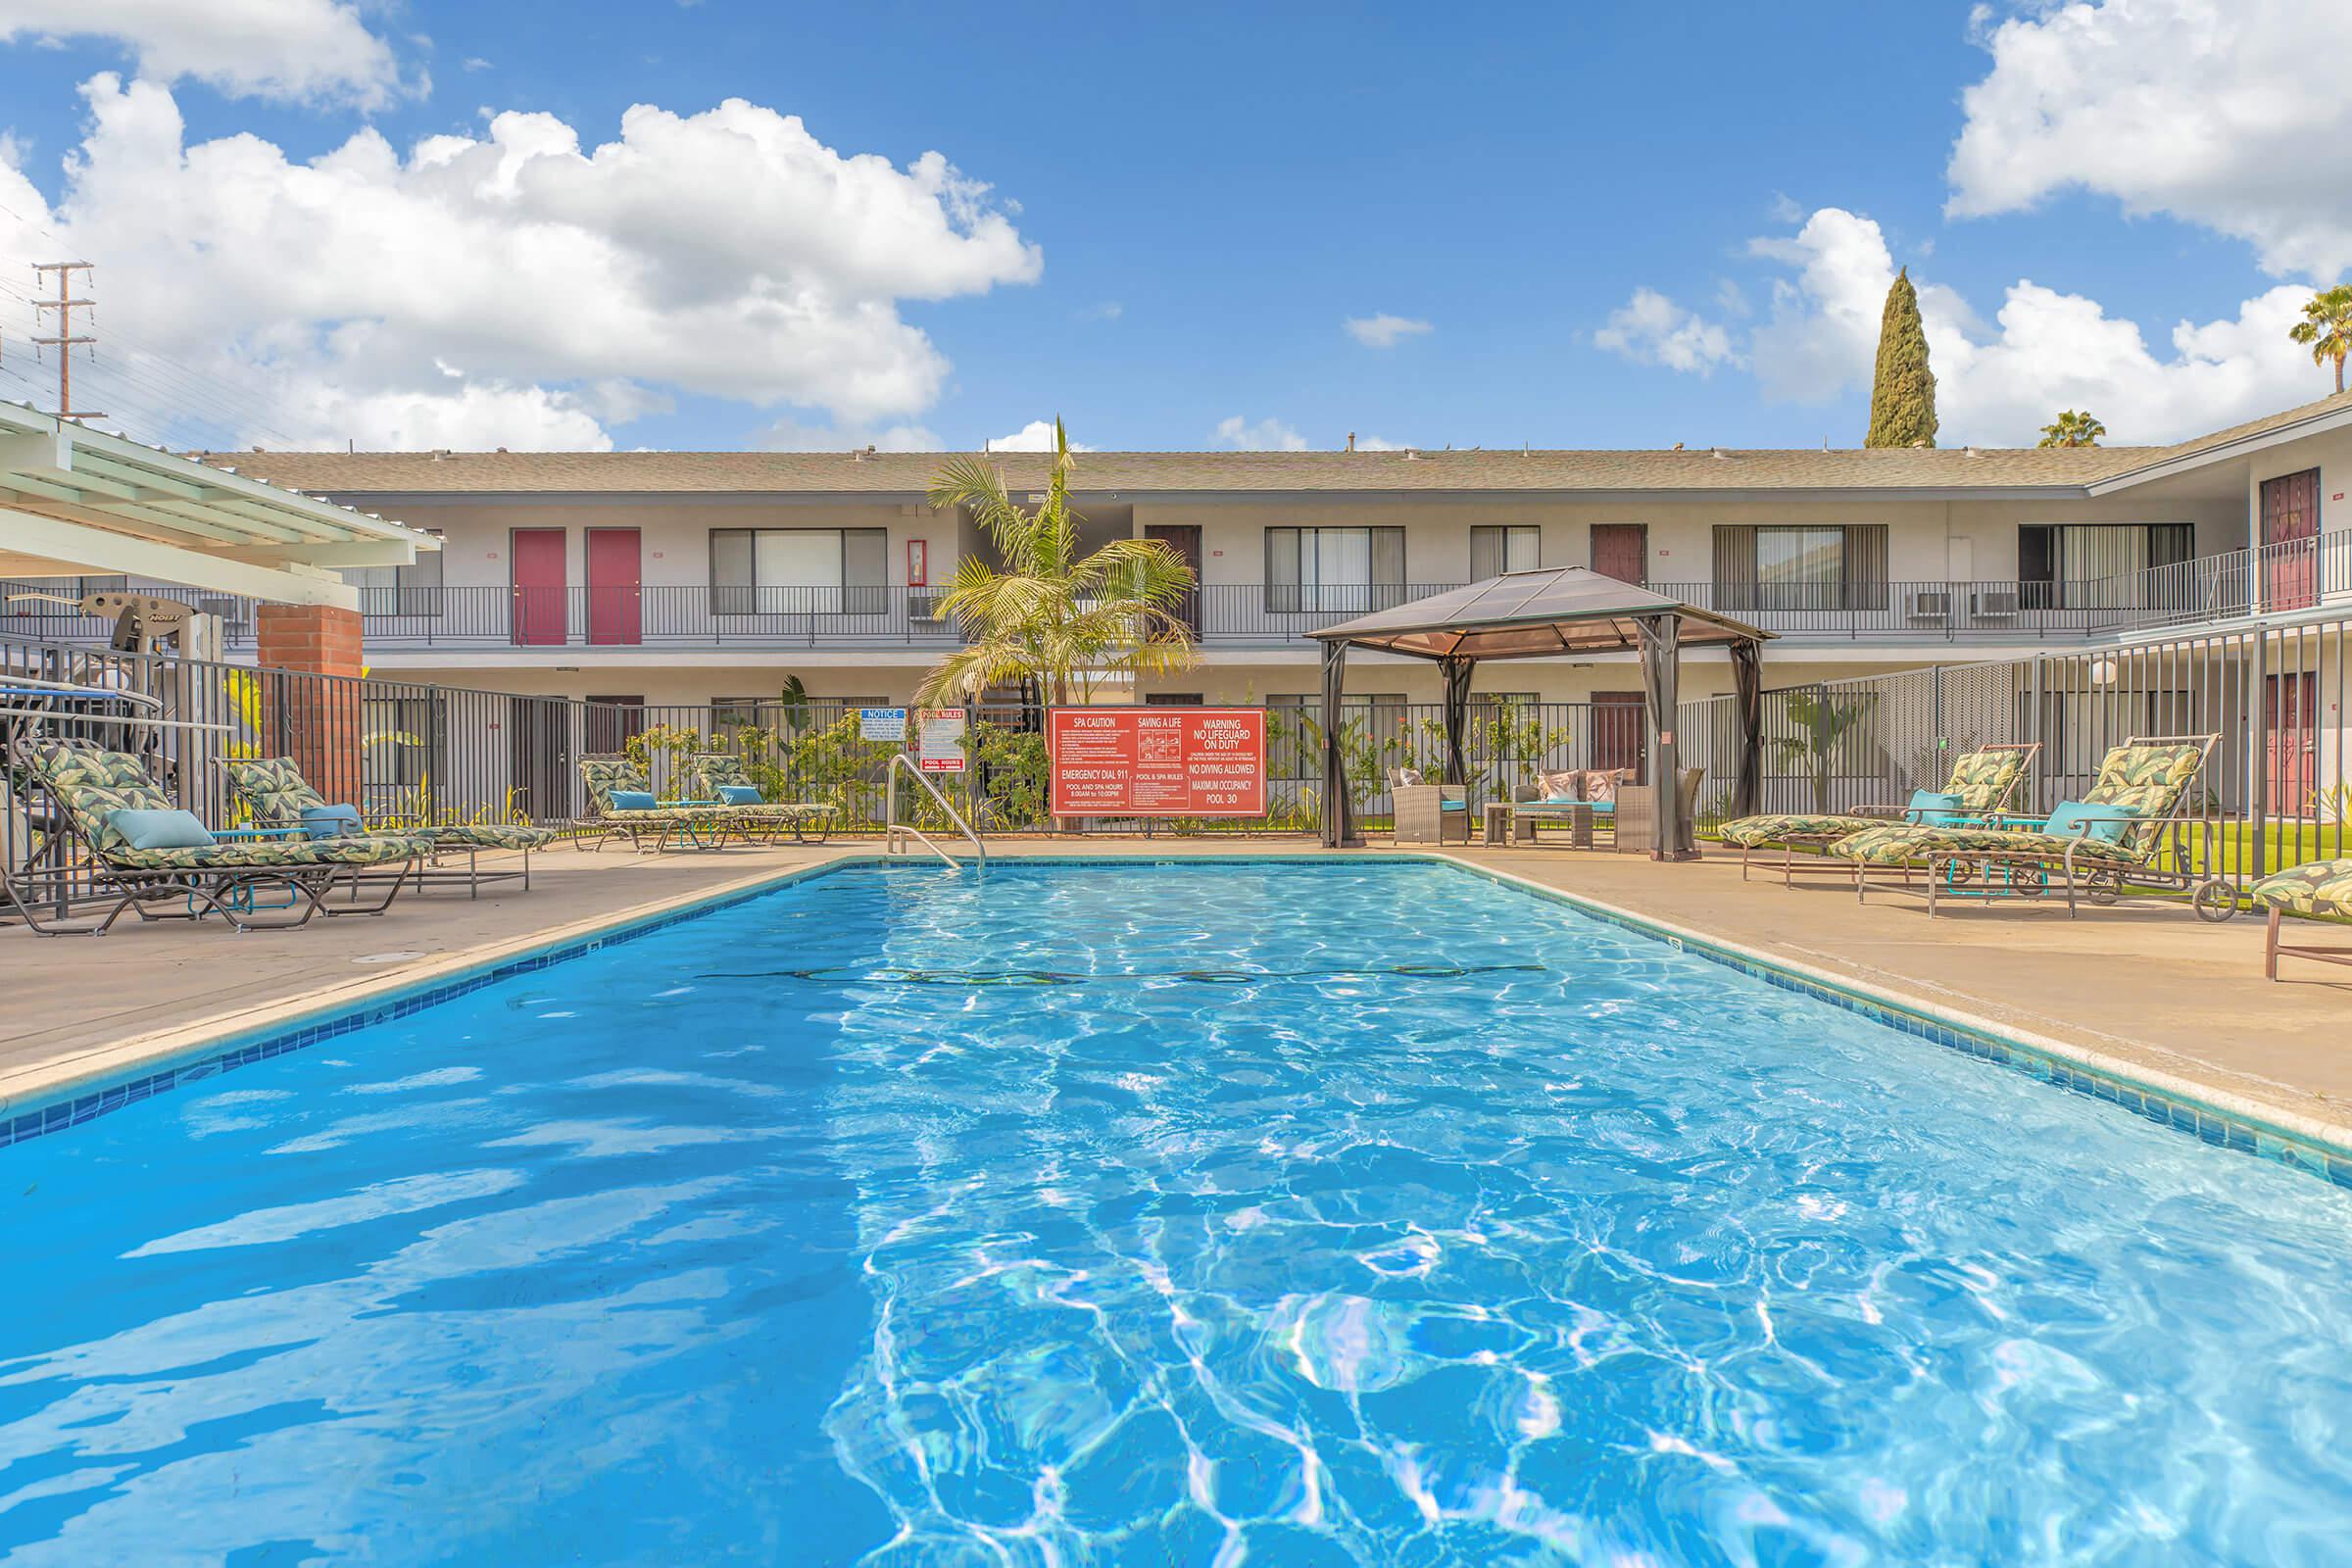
[1,861,2350,1564]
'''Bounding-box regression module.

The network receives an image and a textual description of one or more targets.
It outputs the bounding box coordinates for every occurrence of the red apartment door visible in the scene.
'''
[1145,524,1202,632]
[511,528,568,646]
[2269,670,2318,815]
[586,527,642,646]
[1591,524,1647,586]
[1592,690,1646,774]
[2262,468,2319,612]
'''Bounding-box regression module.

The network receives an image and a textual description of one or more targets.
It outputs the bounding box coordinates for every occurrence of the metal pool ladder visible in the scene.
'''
[883,753,985,868]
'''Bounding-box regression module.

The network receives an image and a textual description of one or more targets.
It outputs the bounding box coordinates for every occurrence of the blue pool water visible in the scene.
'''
[4,860,2352,1564]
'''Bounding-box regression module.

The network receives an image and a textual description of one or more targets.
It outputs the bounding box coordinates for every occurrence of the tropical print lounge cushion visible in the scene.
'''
[25,743,174,855]
[1719,813,1880,847]
[419,822,556,850]
[221,756,329,825]
[1942,748,2027,811]
[1829,822,2147,868]
[2078,741,2205,849]
[105,834,430,872]
[2251,859,2352,918]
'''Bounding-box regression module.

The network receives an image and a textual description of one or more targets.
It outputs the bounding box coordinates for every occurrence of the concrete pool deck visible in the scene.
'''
[3,837,2346,1145]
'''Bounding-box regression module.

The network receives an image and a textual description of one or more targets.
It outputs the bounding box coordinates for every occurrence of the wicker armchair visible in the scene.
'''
[1388,766,1469,845]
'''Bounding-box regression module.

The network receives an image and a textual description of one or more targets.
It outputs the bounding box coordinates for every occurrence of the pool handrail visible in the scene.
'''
[884,751,985,868]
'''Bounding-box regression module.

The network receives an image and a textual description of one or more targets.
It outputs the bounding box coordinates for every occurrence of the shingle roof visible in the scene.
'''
[192,442,2161,496]
[190,390,2352,499]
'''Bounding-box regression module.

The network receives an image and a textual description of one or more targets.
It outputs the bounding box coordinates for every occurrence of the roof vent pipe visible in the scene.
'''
[1347,431,1356,452]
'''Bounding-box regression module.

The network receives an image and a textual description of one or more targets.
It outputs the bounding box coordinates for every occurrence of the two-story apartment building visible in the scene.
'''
[8,392,2344,738]
[122,391,2340,726]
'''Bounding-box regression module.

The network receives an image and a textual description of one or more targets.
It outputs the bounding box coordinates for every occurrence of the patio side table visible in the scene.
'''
[1482,802,1513,845]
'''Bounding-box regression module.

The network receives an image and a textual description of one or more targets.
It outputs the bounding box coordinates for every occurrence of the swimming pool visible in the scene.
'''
[3,859,2351,1564]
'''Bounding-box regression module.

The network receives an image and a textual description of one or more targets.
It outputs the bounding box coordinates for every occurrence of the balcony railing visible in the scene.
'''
[6,532,2347,655]
[351,584,960,648]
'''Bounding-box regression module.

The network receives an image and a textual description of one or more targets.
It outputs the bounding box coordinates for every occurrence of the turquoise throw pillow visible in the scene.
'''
[2046,799,2138,845]
[717,784,764,806]
[299,804,364,840]
[1905,788,1967,825]
[609,789,659,811]
[106,808,215,850]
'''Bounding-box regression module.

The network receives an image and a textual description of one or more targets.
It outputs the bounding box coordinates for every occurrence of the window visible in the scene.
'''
[710,527,888,615]
[346,531,444,616]
[2018,523,2193,610]
[1470,526,1539,579]
[362,692,447,791]
[1264,526,1405,613]
[1267,692,1408,778]
[1711,525,1887,612]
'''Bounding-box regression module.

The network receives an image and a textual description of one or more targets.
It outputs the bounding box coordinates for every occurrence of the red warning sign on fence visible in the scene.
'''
[1048,707,1267,817]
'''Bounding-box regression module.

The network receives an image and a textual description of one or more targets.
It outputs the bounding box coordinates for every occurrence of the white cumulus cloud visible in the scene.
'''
[1593,287,1740,375]
[1947,0,2352,278]
[0,0,417,109]
[0,75,1043,451]
[1737,207,2323,445]
[1343,313,1432,349]
[986,419,1093,452]
[1213,415,1308,451]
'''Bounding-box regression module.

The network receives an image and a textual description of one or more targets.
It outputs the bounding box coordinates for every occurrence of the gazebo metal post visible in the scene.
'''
[1440,655,1475,795]
[1318,638,1358,848]
[1732,638,1763,818]
[1636,612,1690,860]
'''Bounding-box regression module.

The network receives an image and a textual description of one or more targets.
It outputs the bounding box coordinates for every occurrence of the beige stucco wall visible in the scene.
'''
[372,499,959,592]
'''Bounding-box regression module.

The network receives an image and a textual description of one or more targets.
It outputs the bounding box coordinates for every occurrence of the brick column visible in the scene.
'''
[255,603,367,808]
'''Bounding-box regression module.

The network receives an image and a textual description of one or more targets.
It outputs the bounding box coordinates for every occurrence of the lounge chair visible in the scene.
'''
[576,756,733,853]
[1718,742,2039,884]
[11,738,428,934]
[682,753,838,844]
[1830,735,2232,918]
[221,756,553,897]
[1388,766,1468,845]
[2251,859,2352,979]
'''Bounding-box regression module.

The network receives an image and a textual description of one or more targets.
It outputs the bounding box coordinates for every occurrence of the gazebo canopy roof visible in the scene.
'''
[1305,565,1774,660]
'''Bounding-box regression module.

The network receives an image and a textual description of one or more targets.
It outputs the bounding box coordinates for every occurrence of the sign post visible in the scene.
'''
[1048,707,1266,818]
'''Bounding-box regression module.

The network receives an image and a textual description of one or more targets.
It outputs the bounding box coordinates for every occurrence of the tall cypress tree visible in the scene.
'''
[1865,268,1937,449]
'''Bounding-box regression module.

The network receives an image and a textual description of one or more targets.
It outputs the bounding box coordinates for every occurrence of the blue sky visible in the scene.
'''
[0,0,2343,453]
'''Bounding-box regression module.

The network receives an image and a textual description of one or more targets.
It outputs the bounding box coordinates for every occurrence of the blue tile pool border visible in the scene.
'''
[7,851,2350,1194]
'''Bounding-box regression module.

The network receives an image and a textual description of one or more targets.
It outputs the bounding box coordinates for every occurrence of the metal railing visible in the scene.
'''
[9,534,2350,656]
[884,752,985,866]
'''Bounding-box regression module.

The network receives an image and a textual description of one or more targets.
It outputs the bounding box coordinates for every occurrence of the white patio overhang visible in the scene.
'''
[0,404,437,610]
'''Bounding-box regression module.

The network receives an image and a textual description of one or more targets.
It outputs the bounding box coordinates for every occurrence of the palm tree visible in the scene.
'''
[917,419,1198,707]
[2288,283,2352,394]
[2037,409,2107,448]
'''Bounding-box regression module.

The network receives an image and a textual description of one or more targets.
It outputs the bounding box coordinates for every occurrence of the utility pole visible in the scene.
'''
[31,262,104,421]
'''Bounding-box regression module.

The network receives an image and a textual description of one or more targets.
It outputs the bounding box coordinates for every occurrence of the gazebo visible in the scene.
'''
[1307,566,1773,856]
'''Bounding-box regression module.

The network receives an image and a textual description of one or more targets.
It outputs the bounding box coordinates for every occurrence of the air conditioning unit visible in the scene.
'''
[1970,588,2020,620]
[1905,589,1953,620]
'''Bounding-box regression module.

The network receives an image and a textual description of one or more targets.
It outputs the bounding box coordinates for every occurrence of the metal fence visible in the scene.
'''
[9,610,2350,918]
[1678,617,2351,891]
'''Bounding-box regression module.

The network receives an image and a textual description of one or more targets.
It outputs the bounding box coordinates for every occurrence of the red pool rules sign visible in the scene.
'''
[1049,707,1267,817]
